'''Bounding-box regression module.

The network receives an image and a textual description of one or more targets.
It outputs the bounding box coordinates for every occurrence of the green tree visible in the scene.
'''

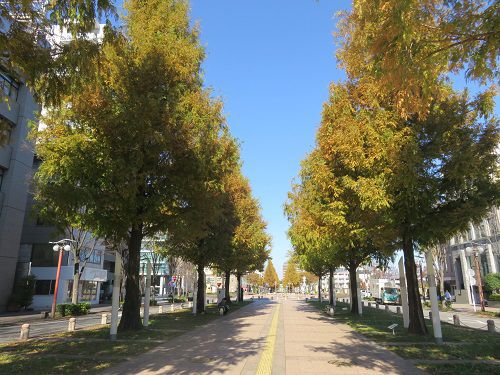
[211,166,271,302]
[386,89,499,334]
[263,260,279,291]
[287,82,396,314]
[32,0,232,330]
[246,272,264,293]
[0,0,117,144]
[337,0,499,118]
[484,273,500,293]
[283,260,301,291]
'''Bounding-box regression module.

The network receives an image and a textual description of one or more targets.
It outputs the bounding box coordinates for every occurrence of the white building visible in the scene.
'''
[443,208,499,304]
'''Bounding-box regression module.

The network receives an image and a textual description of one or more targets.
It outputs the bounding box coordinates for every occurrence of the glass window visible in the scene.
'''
[0,70,19,101]
[80,281,98,301]
[31,244,59,267]
[34,280,55,295]
[79,248,102,264]
[0,168,4,191]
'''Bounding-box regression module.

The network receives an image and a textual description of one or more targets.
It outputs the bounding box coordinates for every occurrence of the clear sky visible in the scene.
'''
[189,0,350,278]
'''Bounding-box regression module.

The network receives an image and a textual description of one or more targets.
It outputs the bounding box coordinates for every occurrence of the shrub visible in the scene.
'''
[9,275,36,310]
[149,299,158,306]
[57,303,67,317]
[57,302,91,316]
[484,273,500,293]
[488,294,500,301]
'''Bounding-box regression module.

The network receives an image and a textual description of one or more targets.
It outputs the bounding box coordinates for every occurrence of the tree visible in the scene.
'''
[337,0,499,118]
[32,0,232,330]
[484,273,500,294]
[287,81,396,314]
[263,260,279,292]
[246,272,264,293]
[386,88,499,334]
[211,166,270,302]
[283,260,300,291]
[428,244,447,296]
[0,0,117,144]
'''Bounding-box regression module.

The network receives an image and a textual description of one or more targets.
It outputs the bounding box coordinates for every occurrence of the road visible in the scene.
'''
[0,302,189,343]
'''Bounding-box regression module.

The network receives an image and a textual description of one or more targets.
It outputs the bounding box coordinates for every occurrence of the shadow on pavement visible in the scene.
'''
[104,299,275,375]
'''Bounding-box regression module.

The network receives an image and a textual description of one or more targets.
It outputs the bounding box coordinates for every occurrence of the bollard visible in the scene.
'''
[329,307,334,316]
[40,311,48,319]
[158,305,163,314]
[385,305,389,312]
[20,323,30,340]
[68,317,76,332]
[207,299,210,304]
[368,302,371,308]
[376,303,379,309]
[396,306,401,314]
[453,314,460,326]
[101,313,108,325]
[171,303,175,312]
[487,320,495,333]
[429,311,432,320]
[219,307,224,316]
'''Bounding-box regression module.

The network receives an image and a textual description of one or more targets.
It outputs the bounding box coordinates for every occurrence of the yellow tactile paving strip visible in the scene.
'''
[256,303,281,375]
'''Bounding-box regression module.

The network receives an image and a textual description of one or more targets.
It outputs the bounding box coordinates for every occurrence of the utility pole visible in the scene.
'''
[472,246,486,312]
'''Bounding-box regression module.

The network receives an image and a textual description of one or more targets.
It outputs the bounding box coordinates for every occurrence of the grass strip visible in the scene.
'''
[308,300,500,375]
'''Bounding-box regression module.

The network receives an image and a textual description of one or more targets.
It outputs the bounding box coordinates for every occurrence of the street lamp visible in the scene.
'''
[49,239,75,318]
[465,244,486,312]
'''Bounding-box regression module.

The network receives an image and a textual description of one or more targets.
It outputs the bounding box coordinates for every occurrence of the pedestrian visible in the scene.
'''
[445,290,451,302]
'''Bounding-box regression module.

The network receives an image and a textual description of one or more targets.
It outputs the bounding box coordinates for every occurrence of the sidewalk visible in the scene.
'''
[274,299,424,375]
[101,298,423,374]
[102,299,274,374]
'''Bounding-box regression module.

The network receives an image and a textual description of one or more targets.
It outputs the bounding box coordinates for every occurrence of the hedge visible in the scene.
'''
[56,302,91,316]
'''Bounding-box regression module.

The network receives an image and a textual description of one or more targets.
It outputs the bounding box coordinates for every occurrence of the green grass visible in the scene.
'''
[417,364,500,375]
[0,301,251,375]
[308,301,500,374]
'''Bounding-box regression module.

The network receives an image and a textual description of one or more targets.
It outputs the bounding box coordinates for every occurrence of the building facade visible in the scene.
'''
[443,207,500,304]
[0,71,38,311]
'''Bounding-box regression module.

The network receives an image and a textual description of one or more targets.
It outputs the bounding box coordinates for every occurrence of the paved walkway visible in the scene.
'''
[102,299,423,374]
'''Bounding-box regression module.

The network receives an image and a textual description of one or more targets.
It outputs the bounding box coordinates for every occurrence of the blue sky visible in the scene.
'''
[189,0,349,277]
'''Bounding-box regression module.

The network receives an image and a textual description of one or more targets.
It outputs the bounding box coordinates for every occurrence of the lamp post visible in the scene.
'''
[49,239,75,318]
[465,244,486,312]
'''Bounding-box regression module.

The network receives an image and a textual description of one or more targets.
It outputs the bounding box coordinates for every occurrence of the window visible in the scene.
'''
[34,280,55,295]
[80,281,98,301]
[0,70,19,101]
[0,168,4,191]
[79,248,102,264]
[31,244,59,267]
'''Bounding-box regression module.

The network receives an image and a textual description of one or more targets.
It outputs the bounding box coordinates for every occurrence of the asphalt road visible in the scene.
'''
[0,302,190,343]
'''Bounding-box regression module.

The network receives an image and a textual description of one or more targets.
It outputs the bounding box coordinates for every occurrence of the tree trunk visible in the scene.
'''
[348,261,359,315]
[118,224,143,331]
[328,268,334,306]
[225,271,231,302]
[196,263,205,313]
[237,273,242,302]
[403,232,428,334]
[71,264,79,304]
[318,274,322,303]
